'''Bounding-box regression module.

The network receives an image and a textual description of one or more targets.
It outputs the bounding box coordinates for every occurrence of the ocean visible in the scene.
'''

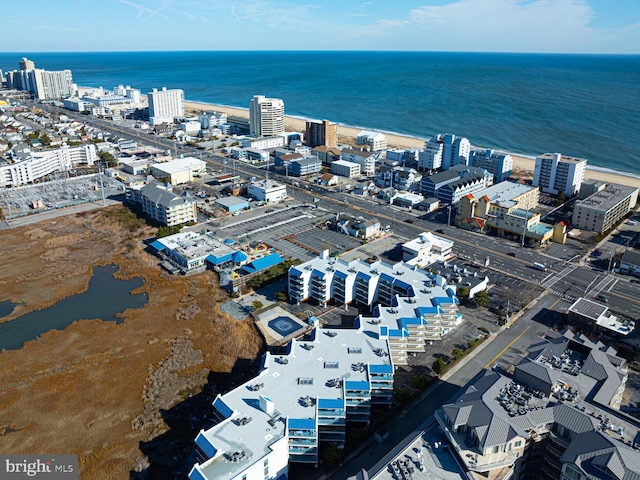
[1,51,639,177]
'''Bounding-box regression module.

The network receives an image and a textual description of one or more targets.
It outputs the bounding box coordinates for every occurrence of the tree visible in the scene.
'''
[452,348,464,360]
[432,358,447,376]
[40,133,51,146]
[156,225,182,238]
[396,388,412,405]
[251,300,264,311]
[0,207,4,220]
[98,150,117,168]
[456,286,470,300]
[275,291,287,302]
[556,191,567,206]
[474,290,490,307]
[410,374,428,390]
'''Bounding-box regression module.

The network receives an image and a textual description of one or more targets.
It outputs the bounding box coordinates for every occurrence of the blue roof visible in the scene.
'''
[289,266,304,277]
[379,272,395,284]
[317,398,344,409]
[369,364,393,374]
[206,252,232,265]
[288,418,316,430]
[400,317,423,329]
[223,238,234,245]
[149,240,166,251]
[232,251,248,262]
[345,380,370,391]
[311,269,325,278]
[333,269,348,279]
[432,296,456,306]
[241,253,283,274]
[415,306,438,316]
[389,328,409,337]
[213,396,233,419]
[356,271,371,281]
[393,279,413,291]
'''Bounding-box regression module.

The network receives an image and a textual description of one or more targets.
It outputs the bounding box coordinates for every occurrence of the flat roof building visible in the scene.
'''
[402,232,454,267]
[247,179,287,203]
[148,87,185,126]
[572,182,638,233]
[214,196,250,213]
[249,95,285,137]
[150,157,207,185]
[356,130,387,151]
[533,152,587,197]
[305,119,337,148]
[332,159,361,178]
[567,297,634,336]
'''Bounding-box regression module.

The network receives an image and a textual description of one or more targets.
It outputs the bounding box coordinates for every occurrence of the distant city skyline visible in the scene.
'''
[2,0,640,54]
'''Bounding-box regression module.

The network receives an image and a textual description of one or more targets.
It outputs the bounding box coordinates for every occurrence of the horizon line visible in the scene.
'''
[1,49,639,56]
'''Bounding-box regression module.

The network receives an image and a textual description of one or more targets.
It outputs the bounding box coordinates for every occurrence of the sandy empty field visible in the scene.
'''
[0,206,264,479]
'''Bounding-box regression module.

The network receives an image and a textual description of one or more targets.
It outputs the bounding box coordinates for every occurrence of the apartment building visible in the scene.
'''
[331,159,361,178]
[340,148,377,177]
[249,95,285,137]
[418,133,470,172]
[305,120,337,148]
[288,249,463,366]
[289,156,322,177]
[198,111,227,129]
[131,180,196,226]
[356,130,387,151]
[241,136,285,150]
[469,149,513,182]
[148,87,185,126]
[533,152,587,197]
[572,182,638,233]
[189,318,394,480]
[0,143,98,187]
[311,146,341,165]
[437,329,639,480]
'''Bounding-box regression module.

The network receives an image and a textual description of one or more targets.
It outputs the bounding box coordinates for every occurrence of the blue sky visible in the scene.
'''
[3,0,640,53]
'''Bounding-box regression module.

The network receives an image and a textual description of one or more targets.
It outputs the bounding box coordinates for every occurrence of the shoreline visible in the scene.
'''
[185,99,640,188]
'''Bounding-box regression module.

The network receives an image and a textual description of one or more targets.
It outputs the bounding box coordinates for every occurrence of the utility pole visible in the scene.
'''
[521,219,527,247]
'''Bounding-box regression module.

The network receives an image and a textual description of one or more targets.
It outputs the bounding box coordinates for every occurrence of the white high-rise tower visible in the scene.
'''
[249,95,284,137]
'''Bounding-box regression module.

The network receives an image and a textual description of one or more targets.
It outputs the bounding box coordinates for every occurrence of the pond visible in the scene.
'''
[0,264,147,351]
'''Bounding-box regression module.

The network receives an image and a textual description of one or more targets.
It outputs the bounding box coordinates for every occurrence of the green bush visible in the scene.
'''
[251,300,264,311]
[410,374,428,390]
[156,225,182,238]
[275,291,288,302]
[452,348,464,360]
[474,290,490,307]
[432,358,447,376]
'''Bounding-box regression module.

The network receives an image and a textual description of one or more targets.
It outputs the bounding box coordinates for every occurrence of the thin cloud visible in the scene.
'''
[117,0,171,20]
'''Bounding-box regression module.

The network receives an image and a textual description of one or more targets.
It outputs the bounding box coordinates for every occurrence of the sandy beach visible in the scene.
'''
[185,101,640,189]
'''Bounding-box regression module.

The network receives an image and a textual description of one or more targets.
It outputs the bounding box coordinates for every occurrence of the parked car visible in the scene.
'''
[597,294,608,303]
[265,209,274,213]
[507,252,518,257]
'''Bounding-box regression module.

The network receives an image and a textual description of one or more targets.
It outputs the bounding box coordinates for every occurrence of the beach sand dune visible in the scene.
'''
[185,101,640,188]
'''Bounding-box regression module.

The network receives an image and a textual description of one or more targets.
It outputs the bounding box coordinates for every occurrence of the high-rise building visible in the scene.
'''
[19,57,35,71]
[533,152,587,197]
[356,130,387,151]
[148,87,185,126]
[418,133,470,172]
[469,149,513,182]
[249,95,284,137]
[305,119,337,147]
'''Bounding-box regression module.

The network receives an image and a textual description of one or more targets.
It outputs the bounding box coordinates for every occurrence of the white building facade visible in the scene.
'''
[533,152,587,196]
[148,87,185,126]
[249,95,285,137]
[331,160,361,178]
[247,179,288,202]
[356,130,387,151]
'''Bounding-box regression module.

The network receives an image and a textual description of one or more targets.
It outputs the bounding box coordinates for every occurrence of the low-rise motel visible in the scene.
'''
[189,250,463,480]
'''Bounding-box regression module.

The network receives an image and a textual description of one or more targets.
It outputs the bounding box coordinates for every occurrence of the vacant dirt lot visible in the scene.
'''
[0,206,264,479]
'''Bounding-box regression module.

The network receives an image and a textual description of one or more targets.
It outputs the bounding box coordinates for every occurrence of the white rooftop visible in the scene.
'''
[472,181,537,209]
[156,231,236,260]
[152,156,206,174]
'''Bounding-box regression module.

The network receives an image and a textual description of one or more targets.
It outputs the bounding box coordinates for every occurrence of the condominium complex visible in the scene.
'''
[533,152,587,197]
[340,148,377,177]
[198,111,228,129]
[572,181,638,233]
[356,130,387,151]
[0,144,98,187]
[331,159,361,178]
[469,149,513,182]
[437,329,639,480]
[418,133,470,172]
[148,87,185,126]
[5,58,74,100]
[456,181,564,245]
[305,120,337,148]
[189,317,394,480]
[249,95,285,137]
[130,180,197,226]
[288,249,463,366]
